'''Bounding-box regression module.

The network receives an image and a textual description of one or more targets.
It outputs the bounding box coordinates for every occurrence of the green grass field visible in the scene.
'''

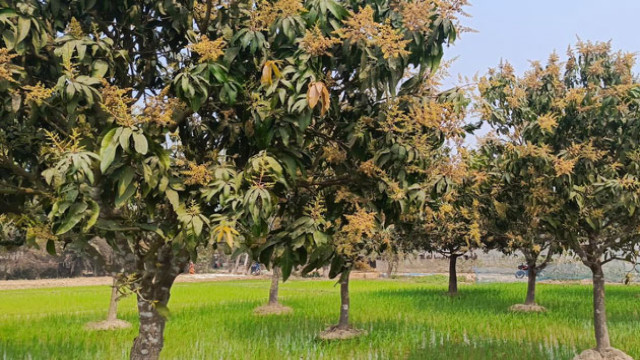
[1,277,639,360]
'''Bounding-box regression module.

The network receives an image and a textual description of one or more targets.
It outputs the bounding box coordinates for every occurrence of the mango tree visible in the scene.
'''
[0,1,246,359]
[478,42,639,357]
[294,0,471,336]
[476,61,567,309]
[413,153,485,296]
[172,0,470,338]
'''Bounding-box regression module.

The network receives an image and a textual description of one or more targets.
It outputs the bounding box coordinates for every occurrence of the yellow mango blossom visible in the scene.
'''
[537,113,557,133]
[188,35,226,63]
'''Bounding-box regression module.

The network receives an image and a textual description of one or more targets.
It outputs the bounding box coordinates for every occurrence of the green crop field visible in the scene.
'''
[0,277,638,360]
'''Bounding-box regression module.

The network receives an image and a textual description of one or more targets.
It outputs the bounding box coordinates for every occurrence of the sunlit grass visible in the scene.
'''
[1,277,638,359]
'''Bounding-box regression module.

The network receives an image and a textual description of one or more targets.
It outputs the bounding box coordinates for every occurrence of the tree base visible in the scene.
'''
[509,304,547,313]
[573,347,633,360]
[85,319,132,331]
[253,303,293,315]
[318,325,366,340]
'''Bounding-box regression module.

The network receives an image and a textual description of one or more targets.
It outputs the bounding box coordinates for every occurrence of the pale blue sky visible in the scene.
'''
[445,0,640,84]
[443,0,640,145]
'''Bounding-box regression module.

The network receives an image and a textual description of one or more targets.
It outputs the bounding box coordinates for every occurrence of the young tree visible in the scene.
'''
[471,104,562,310]
[82,236,133,330]
[477,42,639,357]
[477,135,561,310]
[290,0,471,337]
[420,155,484,296]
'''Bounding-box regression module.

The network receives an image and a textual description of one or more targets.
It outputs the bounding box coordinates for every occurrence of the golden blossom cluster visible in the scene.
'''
[188,36,226,63]
[24,83,55,105]
[0,48,18,83]
[181,162,213,186]
[336,5,410,59]
[300,25,342,56]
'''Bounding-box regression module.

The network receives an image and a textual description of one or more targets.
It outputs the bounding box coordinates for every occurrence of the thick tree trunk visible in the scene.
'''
[337,271,350,330]
[129,242,187,360]
[268,266,280,305]
[130,295,167,360]
[448,255,458,295]
[106,276,119,322]
[524,264,537,305]
[591,263,611,350]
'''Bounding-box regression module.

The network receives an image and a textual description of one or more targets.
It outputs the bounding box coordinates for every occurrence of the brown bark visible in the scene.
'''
[522,254,539,305]
[268,266,280,305]
[448,255,458,295]
[337,271,350,330]
[106,277,119,322]
[524,265,537,305]
[591,263,611,350]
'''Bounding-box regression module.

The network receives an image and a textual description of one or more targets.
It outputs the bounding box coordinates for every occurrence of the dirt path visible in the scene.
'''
[0,273,253,290]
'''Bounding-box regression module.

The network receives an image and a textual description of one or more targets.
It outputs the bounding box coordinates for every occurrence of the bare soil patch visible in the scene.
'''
[318,326,366,340]
[253,303,293,315]
[85,319,132,331]
[509,304,547,313]
[573,347,633,360]
[0,273,250,290]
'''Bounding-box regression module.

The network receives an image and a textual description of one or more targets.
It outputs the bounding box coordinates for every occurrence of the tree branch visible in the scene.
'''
[0,157,38,182]
[305,128,350,152]
[201,0,213,32]
[0,183,51,197]
[299,175,354,188]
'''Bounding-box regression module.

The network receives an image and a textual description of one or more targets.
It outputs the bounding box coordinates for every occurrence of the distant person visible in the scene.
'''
[188,261,195,275]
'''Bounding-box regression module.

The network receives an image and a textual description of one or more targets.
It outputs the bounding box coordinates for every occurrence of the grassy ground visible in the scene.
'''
[0,276,639,360]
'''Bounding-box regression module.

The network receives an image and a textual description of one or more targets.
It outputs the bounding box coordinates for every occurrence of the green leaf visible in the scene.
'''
[115,182,137,208]
[328,255,344,279]
[16,16,30,43]
[118,167,135,196]
[192,216,204,236]
[55,213,84,235]
[133,133,148,155]
[91,59,109,78]
[83,200,100,232]
[280,248,294,282]
[119,127,132,150]
[100,145,117,173]
[46,239,56,256]
[99,128,118,173]
[166,189,179,210]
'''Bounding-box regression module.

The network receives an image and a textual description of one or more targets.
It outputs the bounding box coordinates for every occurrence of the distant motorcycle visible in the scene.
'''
[515,264,529,279]
[250,262,262,276]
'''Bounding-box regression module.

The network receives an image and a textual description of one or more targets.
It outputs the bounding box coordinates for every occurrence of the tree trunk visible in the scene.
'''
[129,242,187,360]
[591,263,611,350]
[337,271,350,330]
[232,254,241,274]
[448,255,458,295]
[130,295,167,360]
[268,266,280,305]
[524,264,537,305]
[243,254,250,275]
[386,258,395,278]
[106,276,119,322]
